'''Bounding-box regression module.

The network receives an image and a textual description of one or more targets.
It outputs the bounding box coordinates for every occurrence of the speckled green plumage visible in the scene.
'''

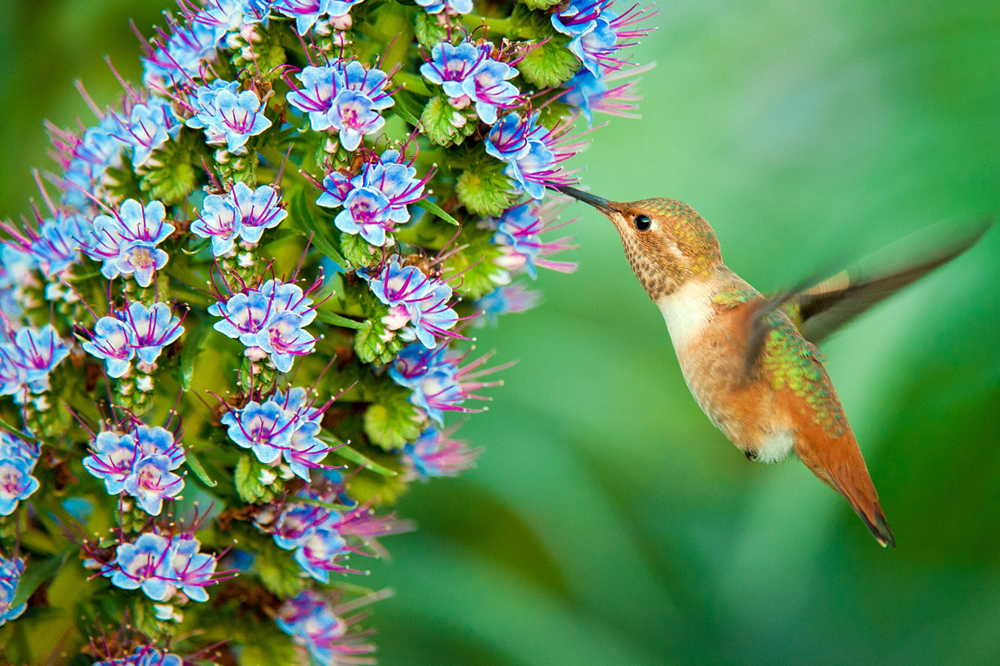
[759,311,846,438]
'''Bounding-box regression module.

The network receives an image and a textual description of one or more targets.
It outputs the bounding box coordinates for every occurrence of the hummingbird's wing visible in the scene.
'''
[744,217,992,374]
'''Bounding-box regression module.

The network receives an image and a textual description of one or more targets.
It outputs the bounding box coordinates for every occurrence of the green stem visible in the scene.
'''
[393,71,434,97]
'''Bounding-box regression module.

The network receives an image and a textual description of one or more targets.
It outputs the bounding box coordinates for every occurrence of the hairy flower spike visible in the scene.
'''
[2,0,652,656]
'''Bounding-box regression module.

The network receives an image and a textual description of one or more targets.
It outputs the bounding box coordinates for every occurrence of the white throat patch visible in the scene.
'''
[655,279,716,352]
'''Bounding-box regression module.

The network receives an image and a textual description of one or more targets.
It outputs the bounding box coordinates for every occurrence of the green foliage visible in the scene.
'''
[414,11,449,49]
[234,455,278,504]
[340,232,379,269]
[420,95,478,147]
[518,36,579,88]
[255,544,307,598]
[342,447,409,506]
[443,223,508,299]
[457,161,516,217]
[364,390,424,450]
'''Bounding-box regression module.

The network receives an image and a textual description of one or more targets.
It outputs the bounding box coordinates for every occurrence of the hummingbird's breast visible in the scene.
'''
[656,271,794,457]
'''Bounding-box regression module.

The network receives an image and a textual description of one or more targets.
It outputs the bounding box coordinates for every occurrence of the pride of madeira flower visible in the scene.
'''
[0,0,655,661]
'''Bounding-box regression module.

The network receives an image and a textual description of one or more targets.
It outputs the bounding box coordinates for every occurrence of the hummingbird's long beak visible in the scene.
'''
[555,185,613,214]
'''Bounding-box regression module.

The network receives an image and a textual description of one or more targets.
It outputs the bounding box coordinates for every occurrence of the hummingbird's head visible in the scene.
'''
[557,186,723,300]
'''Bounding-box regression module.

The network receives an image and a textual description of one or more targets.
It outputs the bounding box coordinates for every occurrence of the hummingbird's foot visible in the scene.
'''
[744,449,758,462]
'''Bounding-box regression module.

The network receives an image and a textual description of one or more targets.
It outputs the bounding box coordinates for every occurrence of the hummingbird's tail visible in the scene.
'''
[794,429,896,548]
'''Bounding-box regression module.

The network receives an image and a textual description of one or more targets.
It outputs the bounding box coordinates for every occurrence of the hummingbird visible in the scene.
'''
[557,185,991,547]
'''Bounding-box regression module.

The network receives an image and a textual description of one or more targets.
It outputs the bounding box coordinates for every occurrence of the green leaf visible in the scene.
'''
[393,103,421,127]
[287,496,353,512]
[340,232,379,269]
[234,454,276,504]
[420,95,478,148]
[320,432,398,476]
[315,309,365,329]
[364,393,423,450]
[518,36,580,87]
[11,551,70,608]
[290,188,347,267]
[341,447,410,506]
[185,448,218,488]
[518,0,562,11]
[414,198,460,226]
[255,546,305,598]
[457,161,516,217]
[179,321,212,391]
[414,11,449,50]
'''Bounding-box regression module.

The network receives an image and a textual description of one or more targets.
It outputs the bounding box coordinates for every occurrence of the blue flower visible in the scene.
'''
[187,81,271,153]
[491,203,577,278]
[191,181,287,255]
[143,21,223,89]
[82,425,185,515]
[551,0,656,75]
[0,555,26,626]
[420,42,518,124]
[486,113,583,199]
[166,534,219,602]
[318,149,427,246]
[415,0,473,15]
[292,526,348,582]
[83,301,185,376]
[209,279,317,371]
[0,457,40,516]
[286,59,393,149]
[110,98,181,168]
[475,284,541,325]
[84,198,175,287]
[277,591,367,663]
[364,259,460,347]
[0,324,71,397]
[122,454,184,515]
[93,645,184,666]
[563,66,647,125]
[222,399,294,464]
[106,533,175,601]
[27,214,92,279]
[404,427,479,479]
[0,432,39,467]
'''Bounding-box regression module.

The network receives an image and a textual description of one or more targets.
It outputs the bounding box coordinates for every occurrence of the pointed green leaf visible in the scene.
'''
[11,551,70,608]
[185,448,217,488]
[290,189,347,267]
[179,321,213,390]
[414,198,460,226]
[319,432,398,476]
[286,496,353,512]
[315,309,366,329]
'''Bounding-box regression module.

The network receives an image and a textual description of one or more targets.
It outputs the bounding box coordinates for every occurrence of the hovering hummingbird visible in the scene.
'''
[557,185,991,547]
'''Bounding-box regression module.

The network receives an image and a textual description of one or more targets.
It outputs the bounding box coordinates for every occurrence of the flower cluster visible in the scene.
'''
[100,532,223,602]
[83,302,185,379]
[191,181,288,256]
[0,554,26,626]
[0,324,71,401]
[83,425,185,516]
[186,79,272,153]
[84,198,175,287]
[93,645,184,666]
[221,386,330,477]
[317,149,427,246]
[404,427,480,480]
[389,344,507,425]
[421,41,520,125]
[209,278,317,372]
[486,112,583,198]
[266,484,394,582]
[0,433,40,516]
[0,0,653,658]
[361,259,459,347]
[277,590,375,663]
[287,59,394,151]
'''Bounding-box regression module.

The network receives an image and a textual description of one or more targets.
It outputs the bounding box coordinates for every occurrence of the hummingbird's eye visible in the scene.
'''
[634,214,652,232]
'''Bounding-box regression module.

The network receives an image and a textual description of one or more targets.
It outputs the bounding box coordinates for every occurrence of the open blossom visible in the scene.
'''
[0,214,93,281]
[0,324,71,398]
[209,279,317,372]
[277,591,376,663]
[0,433,40,516]
[109,98,182,168]
[421,41,519,124]
[317,149,428,246]
[84,198,175,287]
[475,284,541,326]
[273,0,365,35]
[490,202,577,278]
[191,181,287,255]
[286,59,394,150]
[83,301,184,378]
[361,259,459,347]
[82,425,184,515]
[142,18,222,89]
[92,645,184,666]
[486,112,584,199]
[187,79,272,153]
[389,344,509,425]
[102,532,223,602]
[563,66,646,124]
[0,555,27,626]
[404,427,480,479]
[551,0,657,75]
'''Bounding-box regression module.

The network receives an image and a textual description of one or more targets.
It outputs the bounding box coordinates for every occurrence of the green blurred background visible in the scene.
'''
[2,1,999,664]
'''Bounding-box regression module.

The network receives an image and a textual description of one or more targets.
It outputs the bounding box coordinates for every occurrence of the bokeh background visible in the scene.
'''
[2,1,999,664]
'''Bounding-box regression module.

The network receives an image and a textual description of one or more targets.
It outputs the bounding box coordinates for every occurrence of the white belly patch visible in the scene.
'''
[756,430,795,464]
